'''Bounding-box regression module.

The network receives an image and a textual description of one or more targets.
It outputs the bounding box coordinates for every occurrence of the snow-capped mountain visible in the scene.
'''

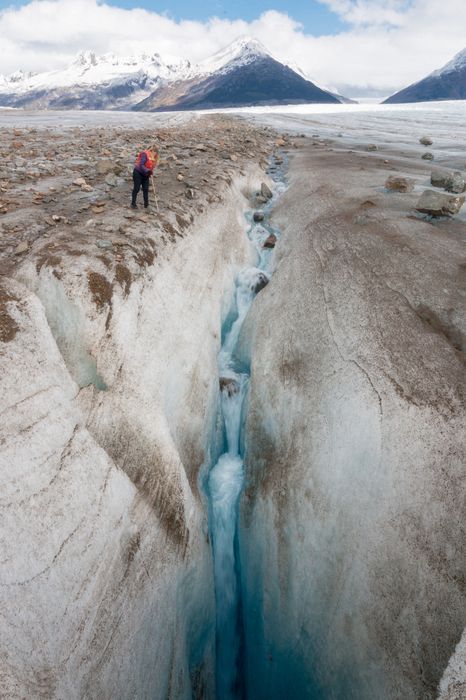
[0,37,347,110]
[384,48,466,104]
[137,38,342,111]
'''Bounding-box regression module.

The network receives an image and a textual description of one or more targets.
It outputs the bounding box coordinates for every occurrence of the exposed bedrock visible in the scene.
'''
[237,149,466,699]
[0,169,263,699]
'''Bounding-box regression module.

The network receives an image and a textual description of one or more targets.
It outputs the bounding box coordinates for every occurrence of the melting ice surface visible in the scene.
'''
[208,169,285,699]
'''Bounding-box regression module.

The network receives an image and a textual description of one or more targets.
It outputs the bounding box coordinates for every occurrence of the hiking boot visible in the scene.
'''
[131,203,137,209]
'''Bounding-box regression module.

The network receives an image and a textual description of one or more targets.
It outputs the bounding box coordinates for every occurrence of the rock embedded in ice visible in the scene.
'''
[260,182,273,200]
[431,169,452,188]
[420,136,434,146]
[366,143,378,151]
[252,271,269,294]
[219,377,240,396]
[431,169,466,193]
[385,176,415,193]
[253,211,264,222]
[415,189,465,216]
[263,233,277,249]
[445,172,466,194]
[422,152,434,160]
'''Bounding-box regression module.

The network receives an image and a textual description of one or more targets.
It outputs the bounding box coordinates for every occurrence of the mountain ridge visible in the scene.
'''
[384,48,466,104]
[0,37,349,110]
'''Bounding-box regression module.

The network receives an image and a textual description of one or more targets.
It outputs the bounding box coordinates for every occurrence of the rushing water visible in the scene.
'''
[207,157,286,699]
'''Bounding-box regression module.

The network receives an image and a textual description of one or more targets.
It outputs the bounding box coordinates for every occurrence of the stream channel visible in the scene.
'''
[206,155,287,699]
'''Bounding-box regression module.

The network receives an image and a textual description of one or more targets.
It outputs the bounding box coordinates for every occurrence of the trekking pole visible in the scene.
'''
[151,176,159,213]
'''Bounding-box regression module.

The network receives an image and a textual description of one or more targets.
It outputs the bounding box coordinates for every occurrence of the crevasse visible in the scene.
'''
[207,158,286,699]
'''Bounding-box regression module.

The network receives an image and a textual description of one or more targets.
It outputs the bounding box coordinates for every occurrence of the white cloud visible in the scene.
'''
[0,0,465,96]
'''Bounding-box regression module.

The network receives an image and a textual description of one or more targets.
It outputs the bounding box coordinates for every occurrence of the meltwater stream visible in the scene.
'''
[207,158,286,699]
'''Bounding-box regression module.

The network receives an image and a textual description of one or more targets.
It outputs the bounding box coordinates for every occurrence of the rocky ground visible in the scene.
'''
[0,114,296,281]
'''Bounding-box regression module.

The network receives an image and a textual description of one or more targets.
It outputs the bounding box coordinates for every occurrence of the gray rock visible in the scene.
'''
[415,190,465,217]
[445,172,466,194]
[366,144,378,151]
[431,169,451,188]
[260,182,273,200]
[420,136,433,146]
[422,152,434,161]
[96,239,113,249]
[431,170,466,193]
[385,176,415,193]
[105,173,118,187]
[253,211,264,222]
[14,241,29,255]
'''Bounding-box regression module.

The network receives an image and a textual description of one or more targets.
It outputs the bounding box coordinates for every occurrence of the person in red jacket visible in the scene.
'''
[131,144,159,209]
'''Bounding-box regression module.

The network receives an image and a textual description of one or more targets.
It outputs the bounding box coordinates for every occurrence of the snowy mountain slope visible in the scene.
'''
[135,51,340,111]
[385,48,466,104]
[0,37,347,110]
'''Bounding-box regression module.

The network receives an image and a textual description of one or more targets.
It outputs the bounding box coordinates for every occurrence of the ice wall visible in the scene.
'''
[0,168,262,698]
[237,152,466,699]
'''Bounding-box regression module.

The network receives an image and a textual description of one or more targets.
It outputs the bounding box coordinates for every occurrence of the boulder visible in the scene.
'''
[430,170,466,193]
[260,182,273,200]
[420,136,433,146]
[445,172,466,194]
[385,176,415,193]
[422,152,434,161]
[431,169,451,188]
[263,233,277,249]
[253,211,264,222]
[415,190,465,217]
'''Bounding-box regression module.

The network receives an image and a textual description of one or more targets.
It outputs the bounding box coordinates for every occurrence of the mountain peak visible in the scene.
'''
[200,36,271,75]
[432,47,466,76]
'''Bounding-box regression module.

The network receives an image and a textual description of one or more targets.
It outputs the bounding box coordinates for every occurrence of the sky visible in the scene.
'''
[0,0,466,96]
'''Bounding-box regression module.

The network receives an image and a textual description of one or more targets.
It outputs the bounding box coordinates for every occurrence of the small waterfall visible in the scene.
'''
[207,161,286,699]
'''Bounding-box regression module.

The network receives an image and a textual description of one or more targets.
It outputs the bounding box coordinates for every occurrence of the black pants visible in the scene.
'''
[132,169,150,207]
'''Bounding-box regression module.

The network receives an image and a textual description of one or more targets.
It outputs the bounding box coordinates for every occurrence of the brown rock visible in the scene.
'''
[420,136,433,146]
[385,176,415,193]
[415,190,465,217]
[220,377,240,396]
[263,233,277,248]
